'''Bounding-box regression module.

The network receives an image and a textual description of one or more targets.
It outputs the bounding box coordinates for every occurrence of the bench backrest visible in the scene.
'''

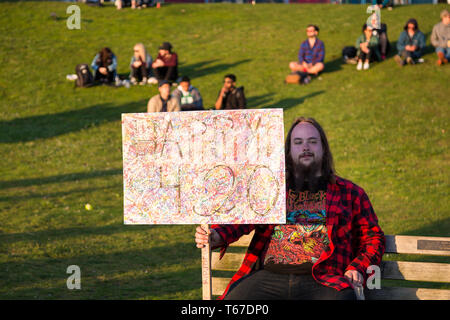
[205,232,450,300]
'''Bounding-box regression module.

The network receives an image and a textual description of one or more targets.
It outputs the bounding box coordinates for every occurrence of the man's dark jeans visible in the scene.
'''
[224,270,356,300]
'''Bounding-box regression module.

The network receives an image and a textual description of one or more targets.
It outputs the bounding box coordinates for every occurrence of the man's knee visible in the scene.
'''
[313,62,324,73]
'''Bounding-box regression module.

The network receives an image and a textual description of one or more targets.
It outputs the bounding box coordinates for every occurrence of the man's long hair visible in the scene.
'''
[285,117,336,190]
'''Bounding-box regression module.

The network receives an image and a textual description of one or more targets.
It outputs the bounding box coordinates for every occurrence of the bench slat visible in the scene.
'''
[381,261,450,282]
[229,232,254,247]
[365,287,450,300]
[212,252,245,271]
[212,277,230,296]
[385,235,450,255]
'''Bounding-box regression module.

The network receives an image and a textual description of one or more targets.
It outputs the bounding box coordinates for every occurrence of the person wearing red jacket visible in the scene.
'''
[152,42,178,84]
[195,117,385,300]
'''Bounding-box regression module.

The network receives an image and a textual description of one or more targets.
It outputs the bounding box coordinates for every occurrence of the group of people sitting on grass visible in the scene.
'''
[73,40,247,111]
[114,0,155,10]
[90,41,178,86]
[72,8,448,98]
[146,73,247,112]
[287,9,449,84]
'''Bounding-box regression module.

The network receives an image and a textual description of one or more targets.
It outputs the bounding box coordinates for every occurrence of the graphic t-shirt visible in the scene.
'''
[264,179,330,274]
[180,90,194,105]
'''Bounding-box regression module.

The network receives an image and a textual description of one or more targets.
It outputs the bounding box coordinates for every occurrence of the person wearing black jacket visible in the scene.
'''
[214,74,246,110]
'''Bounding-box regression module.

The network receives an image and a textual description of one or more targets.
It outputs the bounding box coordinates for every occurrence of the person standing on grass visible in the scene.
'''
[147,80,180,113]
[195,117,385,300]
[431,9,450,66]
[214,74,246,110]
[152,42,179,85]
[394,18,426,66]
[129,43,153,86]
[356,23,381,71]
[288,25,325,84]
[91,47,118,85]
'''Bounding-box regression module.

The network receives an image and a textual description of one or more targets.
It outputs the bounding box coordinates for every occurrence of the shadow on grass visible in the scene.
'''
[0,184,120,203]
[266,90,325,110]
[247,92,276,108]
[324,56,343,74]
[0,240,201,299]
[0,168,122,190]
[179,59,252,80]
[0,223,149,244]
[403,217,450,238]
[0,100,147,144]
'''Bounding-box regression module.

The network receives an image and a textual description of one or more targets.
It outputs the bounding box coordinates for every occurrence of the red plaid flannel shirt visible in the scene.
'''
[211,175,385,300]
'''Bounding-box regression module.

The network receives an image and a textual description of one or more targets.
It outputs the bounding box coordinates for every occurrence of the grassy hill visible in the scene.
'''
[0,2,448,299]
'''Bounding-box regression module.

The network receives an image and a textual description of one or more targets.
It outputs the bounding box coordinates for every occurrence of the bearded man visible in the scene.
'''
[195,117,385,300]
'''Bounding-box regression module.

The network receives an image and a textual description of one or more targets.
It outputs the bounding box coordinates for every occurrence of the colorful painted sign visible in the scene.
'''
[122,109,286,224]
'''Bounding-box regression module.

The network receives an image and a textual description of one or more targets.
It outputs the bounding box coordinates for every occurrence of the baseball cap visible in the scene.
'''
[159,42,172,51]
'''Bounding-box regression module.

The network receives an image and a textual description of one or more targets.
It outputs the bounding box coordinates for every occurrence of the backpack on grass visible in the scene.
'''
[75,64,94,88]
[342,46,358,64]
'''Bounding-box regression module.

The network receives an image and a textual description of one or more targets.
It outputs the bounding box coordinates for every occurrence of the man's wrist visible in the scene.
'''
[211,230,225,248]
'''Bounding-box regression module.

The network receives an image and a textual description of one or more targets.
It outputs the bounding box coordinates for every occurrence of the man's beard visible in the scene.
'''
[292,157,322,192]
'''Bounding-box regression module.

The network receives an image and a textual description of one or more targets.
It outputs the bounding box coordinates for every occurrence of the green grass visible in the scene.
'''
[0,2,449,299]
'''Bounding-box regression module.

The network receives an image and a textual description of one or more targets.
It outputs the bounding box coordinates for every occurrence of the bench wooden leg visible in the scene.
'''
[201,224,212,300]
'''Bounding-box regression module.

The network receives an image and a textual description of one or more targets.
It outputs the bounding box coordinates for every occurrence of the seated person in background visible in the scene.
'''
[431,9,450,66]
[375,23,390,61]
[172,76,204,111]
[394,18,426,66]
[366,3,390,60]
[116,0,150,10]
[147,80,180,113]
[91,47,117,85]
[288,24,325,84]
[215,74,246,110]
[356,23,380,71]
[130,43,152,85]
[130,43,153,85]
[372,0,393,10]
[152,42,178,84]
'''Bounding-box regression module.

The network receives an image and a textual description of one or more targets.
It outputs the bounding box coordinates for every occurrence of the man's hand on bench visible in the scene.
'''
[195,226,224,249]
[344,269,364,288]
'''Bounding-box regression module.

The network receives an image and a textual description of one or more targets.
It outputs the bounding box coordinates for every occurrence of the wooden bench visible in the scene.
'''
[202,232,450,300]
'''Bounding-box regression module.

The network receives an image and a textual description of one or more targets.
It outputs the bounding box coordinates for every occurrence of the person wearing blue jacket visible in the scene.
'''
[91,47,118,84]
[394,18,426,66]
